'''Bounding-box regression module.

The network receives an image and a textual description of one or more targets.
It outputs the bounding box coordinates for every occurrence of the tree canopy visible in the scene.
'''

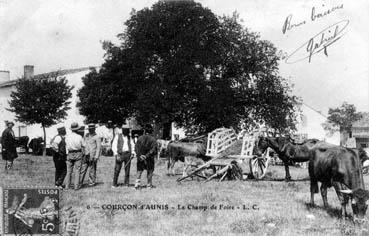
[77,1,298,135]
[323,102,362,133]
[8,72,73,153]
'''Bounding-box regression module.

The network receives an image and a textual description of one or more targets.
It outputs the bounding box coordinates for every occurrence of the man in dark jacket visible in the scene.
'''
[134,124,157,189]
[1,121,18,170]
[50,127,67,188]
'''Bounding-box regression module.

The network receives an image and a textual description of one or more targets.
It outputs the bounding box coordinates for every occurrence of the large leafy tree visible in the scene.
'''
[78,1,298,137]
[8,73,73,154]
[323,102,362,133]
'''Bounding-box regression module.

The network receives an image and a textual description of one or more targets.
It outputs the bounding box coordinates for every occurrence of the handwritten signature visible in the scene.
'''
[285,20,349,64]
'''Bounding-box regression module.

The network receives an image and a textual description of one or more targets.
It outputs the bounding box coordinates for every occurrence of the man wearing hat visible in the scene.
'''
[1,121,18,170]
[111,124,135,188]
[65,122,84,190]
[134,124,157,189]
[80,123,101,187]
[50,126,67,188]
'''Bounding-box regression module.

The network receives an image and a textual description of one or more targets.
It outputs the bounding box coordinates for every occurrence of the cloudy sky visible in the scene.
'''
[0,0,368,113]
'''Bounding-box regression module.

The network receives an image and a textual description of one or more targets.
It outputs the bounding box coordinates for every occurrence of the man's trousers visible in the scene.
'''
[80,155,97,185]
[113,152,131,186]
[65,152,82,190]
[53,154,67,186]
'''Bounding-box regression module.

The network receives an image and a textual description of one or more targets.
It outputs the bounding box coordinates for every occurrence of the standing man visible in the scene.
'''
[1,121,18,170]
[134,124,157,189]
[111,125,135,188]
[65,122,84,190]
[50,127,67,188]
[80,123,101,187]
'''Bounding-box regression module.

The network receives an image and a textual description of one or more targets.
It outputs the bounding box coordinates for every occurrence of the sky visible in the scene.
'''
[0,0,368,114]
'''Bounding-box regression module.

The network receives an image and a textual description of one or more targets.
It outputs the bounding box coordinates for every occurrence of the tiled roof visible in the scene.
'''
[353,112,369,127]
[0,66,96,88]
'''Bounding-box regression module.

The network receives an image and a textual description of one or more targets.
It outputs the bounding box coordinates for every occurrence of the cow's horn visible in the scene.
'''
[340,189,353,195]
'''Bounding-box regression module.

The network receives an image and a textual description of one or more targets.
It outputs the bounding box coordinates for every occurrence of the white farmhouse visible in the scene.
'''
[0,65,94,144]
[0,65,186,144]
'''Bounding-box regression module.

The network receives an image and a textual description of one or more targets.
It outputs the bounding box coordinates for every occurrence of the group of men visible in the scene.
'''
[49,122,158,190]
[1,119,158,190]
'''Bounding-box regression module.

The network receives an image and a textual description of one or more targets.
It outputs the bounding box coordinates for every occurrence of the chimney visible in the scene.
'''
[0,70,10,83]
[24,65,34,79]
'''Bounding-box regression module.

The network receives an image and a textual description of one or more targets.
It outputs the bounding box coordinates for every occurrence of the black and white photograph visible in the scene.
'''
[0,0,368,235]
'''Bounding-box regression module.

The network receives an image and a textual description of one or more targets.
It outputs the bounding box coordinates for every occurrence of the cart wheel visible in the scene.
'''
[249,155,269,179]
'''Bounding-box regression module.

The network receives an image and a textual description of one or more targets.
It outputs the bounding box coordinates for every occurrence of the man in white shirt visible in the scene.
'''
[111,125,135,187]
[65,122,84,190]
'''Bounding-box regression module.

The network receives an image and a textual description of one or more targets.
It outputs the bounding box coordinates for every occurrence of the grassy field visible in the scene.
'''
[1,154,369,236]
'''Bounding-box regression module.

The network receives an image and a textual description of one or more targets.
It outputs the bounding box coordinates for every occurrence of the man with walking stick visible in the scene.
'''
[111,124,135,188]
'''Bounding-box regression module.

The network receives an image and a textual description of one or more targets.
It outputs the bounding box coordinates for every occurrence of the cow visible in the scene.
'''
[166,141,210,177]
[157,139,170,160]
[16,136,30,153]
[309,146,369,220]
[255,136,333,181]
[29,137,43,155]
[0,136,30,154]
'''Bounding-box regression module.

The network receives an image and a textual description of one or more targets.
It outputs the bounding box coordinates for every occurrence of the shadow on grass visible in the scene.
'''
[247,176,310,182]
[301,200,344,219]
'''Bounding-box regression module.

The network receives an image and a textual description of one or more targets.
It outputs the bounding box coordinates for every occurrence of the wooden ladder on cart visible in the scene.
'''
[177,129,270,182]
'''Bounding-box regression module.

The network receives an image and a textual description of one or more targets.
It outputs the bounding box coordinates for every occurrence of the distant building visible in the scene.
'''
[342,113,369,148]
[0,65,185,144]
[0,65,95,144]
[294,103,340,145]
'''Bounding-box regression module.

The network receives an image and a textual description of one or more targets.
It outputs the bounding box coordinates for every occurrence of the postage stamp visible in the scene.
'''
[0,187,60,235]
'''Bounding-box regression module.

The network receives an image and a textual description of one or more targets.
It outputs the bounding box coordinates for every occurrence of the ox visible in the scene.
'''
[166,141,210,177]
[309,146,369,220]
[0,136,30,154]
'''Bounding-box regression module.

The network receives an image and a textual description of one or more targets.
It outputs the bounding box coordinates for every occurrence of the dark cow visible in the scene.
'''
[29,137,43,155]
[15,136,30,153]
[309,146,369,220]
[0,136,30,154]
[166,141,210,177]
[255,136,333,181]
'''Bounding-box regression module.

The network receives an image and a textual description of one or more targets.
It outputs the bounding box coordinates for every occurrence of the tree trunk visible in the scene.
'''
[42,125,46,156]
[162,122,172,140]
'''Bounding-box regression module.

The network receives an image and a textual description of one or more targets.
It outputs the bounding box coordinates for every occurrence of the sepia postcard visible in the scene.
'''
[0,0,368,235]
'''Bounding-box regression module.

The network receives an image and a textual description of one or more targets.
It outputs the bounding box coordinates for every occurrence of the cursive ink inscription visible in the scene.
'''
[285,20,349,64]
[311,4,344,21]
[282,4,344,34]
[282,15,306,34]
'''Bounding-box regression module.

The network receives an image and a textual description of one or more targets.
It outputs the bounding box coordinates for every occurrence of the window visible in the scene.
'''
[18,125,27,137]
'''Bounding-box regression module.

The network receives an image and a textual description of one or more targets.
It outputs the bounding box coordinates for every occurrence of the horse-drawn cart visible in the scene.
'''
[177,128,270,182]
